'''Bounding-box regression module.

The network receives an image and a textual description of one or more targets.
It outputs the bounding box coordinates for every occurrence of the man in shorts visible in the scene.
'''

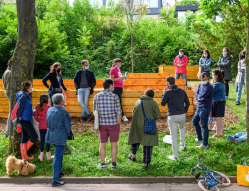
[93,79,122,169]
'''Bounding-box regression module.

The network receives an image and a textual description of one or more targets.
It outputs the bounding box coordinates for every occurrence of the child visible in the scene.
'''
[35,94,53,161]
[228,132,247,143]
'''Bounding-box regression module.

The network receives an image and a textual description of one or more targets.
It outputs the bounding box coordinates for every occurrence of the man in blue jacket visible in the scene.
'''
[192,72,213,149]
[74,60,96,121]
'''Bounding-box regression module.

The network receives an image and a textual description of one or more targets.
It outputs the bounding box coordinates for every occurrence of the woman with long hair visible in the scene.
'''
[199,50,212,78]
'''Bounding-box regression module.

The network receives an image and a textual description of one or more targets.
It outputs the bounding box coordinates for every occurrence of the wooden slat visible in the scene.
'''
[124,79,186,86]
[123,86,185,90]
[128,73,174,79]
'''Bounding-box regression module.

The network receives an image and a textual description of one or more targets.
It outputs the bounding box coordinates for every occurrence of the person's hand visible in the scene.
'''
[163,87,168,93]
[121,76,125,80]
[16,123,22,128]
[177,64,180,67]
[67,89,70,91]
[88,87,91,90]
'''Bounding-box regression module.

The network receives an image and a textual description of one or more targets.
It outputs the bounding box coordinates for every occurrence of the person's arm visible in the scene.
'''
[63,111,72,135]
[117,114,121,124]
[182,56,189,67]
[199,85,213,99]
[93,95,97,112]
[213,83,219,95]
[42,73,51,89]
[154,103,161,120]
[161,92,169,106]
[205,58,212,68]
[199,58,205,67]
[74,72,79,90]
[195,85,200,101]
[184,91,190,113]
[238,61,241,72]
[114,95,122,123]
[110,69,124,81]
[91,72,96,89]
[218,56,231,67]
[173,57,178,67]
[17,95,27,124]
[60,77,67,91]
[217,57,222,67]
[34,106,39,122]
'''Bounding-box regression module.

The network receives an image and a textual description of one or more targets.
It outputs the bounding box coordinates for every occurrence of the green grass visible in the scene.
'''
[0,82,248,177]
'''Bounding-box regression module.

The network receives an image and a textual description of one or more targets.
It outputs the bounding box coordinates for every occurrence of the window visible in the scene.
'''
[90,0,103,5]
[135,0,158,8]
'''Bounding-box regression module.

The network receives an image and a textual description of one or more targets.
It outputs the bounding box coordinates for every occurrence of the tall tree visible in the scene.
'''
[199,0,249,143]
[9,0,38,154]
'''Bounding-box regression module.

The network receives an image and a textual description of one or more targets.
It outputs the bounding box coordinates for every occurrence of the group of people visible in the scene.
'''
[1,46,246,187]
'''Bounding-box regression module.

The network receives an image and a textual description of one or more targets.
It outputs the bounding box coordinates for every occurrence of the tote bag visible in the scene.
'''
[141,100,156,134]
[237,165,249,186]
[93,95,99,130]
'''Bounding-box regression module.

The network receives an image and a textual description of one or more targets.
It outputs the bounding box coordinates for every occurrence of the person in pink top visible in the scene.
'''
[110,58,128,122]
[174,49,189,88]
[35,94,54,161]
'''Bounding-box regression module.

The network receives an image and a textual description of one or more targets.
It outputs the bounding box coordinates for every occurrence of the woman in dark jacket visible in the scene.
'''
[217,47,232,99]
[16,81,38,161]
[42,62,69,107]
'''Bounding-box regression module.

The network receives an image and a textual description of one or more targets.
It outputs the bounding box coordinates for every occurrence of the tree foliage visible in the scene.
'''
[175,0,200,6]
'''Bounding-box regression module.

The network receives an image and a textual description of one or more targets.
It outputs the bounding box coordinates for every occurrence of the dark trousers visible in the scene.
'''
[132,143,153,165]
[225,80,229,96]
[39,129,50,152]
[21,120,38,143]
[113,87,124,116]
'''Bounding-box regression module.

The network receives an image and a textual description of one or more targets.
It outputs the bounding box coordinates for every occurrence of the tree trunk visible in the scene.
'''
[9,0,38,155]
[131,32,134,73]
[247,17,249,143]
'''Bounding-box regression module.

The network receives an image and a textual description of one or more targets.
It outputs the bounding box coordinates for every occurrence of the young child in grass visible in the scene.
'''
[35,94,53,161]
[228,133,247,143]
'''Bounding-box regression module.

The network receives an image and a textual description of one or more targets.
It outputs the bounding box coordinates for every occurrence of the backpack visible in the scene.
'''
[11,102,22,133]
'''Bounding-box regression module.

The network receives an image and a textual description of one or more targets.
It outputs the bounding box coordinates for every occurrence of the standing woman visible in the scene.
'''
[128,89,161,167]
[235,55,246,105]
[211,70,226,138]
[42,62,69,107]
[217,47,232,99]
[16,81,38,161]
[199,50,212,77]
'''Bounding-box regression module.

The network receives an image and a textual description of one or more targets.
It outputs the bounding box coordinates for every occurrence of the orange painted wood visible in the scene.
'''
[123,85,185,90]
[123,79,186,86]
[127,73,174,79]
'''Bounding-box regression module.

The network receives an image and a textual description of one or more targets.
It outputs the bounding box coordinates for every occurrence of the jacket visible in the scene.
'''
[2,67,11,97]
[212,82,226,102]
[161,85,190,116]
[46,106,72,145]
[195,82,213,108]
[128,96,161,146]
[174,55,189,74]
[199,58,211,72]
[74,69,96,95]
[35,103,51,130]
[217,55,232,81]
[235,60,246,85]
[42,72,67,91]
[16,91,33,123]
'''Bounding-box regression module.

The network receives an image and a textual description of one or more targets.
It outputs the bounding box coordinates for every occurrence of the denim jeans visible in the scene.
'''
[78,88,91,117]
[6,96,11,135]
[48,90,55,107]
[192,107,211,146]
[233,132,247,143]
[236,72,245,102]
[175,73,187,87]
[53,145,65,181]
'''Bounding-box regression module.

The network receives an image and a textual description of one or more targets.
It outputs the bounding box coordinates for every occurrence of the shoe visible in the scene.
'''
[52,180,65,187]
[212,134,219,138]
[128,154,136,161]
[80,117,85,121]
[180,145,186,151]
[212,125,217,131]
[236,101,240,105]
[228,136,235,141]
[225,96,228,100]
[195,138,202,143]
[196,144,209,149]
[38,152,44,161]
[111,162,119,169]
[59,171,65,178]
[46,151,54,161]
[122,116,129,122]
[20,143,34,161]
[219,135,223,138]
[87,114,93,121]
[99,163,105,169]
[26,140,34,151]
[168,155,178,161]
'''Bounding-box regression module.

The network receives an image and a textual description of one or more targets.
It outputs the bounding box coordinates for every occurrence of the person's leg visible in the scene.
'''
[21,124,29,144]
[199,108,210,146]
[113,88,124,116]
[181,73,187,87]
[83,88,91,115]
[168,115,179,158]
[236,133,247,143]
[39,129,45,152]
[225,80,229,97]
[21,120,38,144]
[192,108,202,141]
[111,142,118,163]
[219,117,224,136]
[178,114,186,147]
[99,143,106,163]
[48,90,54,107]
[77,89,86,118]
[53,145,65,182]
[214,117,220,136]
[236,73,245,102]
[143,146,153,165]
[175,73,180,79]
[131,143,140,158]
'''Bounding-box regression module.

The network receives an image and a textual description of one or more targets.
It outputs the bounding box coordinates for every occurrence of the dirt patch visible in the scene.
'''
[0,83,240,135]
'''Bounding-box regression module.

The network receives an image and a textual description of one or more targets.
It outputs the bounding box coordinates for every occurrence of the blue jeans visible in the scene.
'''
[175,73,187,87]
[236,72,245,102]
[78,88,91,117]
[48,90,55,107]
[192,107,211,146]
[233,132,247,143]
[53,145,65,182]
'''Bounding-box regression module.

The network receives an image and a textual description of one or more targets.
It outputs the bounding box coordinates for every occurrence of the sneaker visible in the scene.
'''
[52,180,65,187]
[228,136,235,142]
[99,163,105,169]
[80,117,85,121]
[236,101,240,105]
[87,114,93,121]
[195,138,202,143]
[168,155,178,161]
[122,116,129,122]
[196,144,209,149]
[111,162,119,169]
[59,171,65,178]
[212,125,217,131]
[180,145,186,151]
[128,154,136,162]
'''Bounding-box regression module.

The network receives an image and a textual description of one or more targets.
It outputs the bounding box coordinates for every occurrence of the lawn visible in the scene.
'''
[0,82,248,177]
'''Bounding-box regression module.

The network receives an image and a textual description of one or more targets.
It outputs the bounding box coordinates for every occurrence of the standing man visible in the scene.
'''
[174,49,189,88]
[110,58,128,122]
[74,60,96,121]
[192,72,213,149]
[2,59,11,136]
[93,79,122,169]
[161,76,190,160]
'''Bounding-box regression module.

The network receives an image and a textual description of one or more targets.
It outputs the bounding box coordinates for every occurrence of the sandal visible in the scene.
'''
[212,134,219,138]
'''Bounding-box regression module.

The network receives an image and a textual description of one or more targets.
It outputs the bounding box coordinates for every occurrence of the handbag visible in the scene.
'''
[32,117,40,142]
[93,95,99,129]
[11,102,22,133]
[141,100,156,134]
[67,130,74,140]
[237,158,249,186]
[52,87,62,94]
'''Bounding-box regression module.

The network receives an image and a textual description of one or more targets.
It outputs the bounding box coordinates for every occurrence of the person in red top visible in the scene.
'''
[35,94,54,161]
[174,49,189,88]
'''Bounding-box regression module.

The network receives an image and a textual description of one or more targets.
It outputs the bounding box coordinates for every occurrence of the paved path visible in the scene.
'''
[0,183,247,191]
